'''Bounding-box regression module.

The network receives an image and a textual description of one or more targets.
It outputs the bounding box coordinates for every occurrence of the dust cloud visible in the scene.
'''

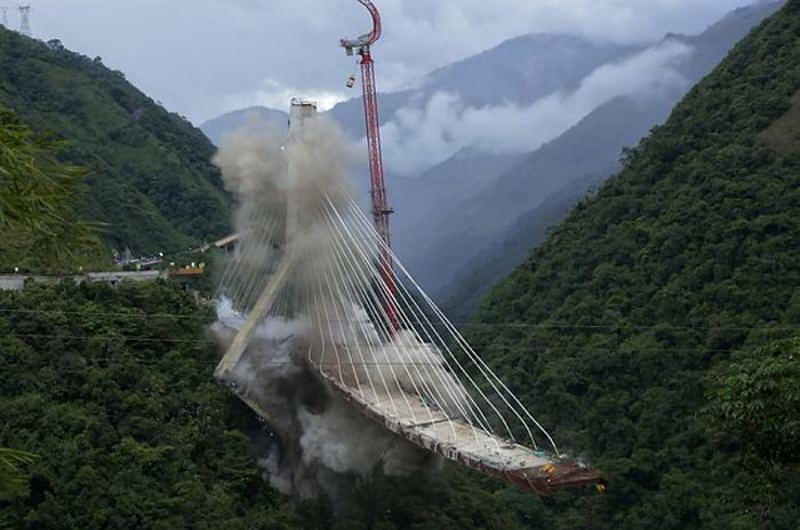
[211,114,436,500]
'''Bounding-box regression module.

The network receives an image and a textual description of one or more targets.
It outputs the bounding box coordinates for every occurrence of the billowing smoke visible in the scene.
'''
[213,302,433,500]
[211,114,436,499]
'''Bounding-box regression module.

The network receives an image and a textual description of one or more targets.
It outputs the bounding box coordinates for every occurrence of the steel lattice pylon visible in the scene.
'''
[18,4,31,37]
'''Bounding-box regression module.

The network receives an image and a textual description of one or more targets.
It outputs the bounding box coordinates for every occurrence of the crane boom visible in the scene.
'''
[341,0,382,51]
[342,0,398,332]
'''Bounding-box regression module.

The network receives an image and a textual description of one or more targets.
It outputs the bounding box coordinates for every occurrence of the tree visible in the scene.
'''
[707,338,800,466]
[0,448,37,528]
[0,106,103,271]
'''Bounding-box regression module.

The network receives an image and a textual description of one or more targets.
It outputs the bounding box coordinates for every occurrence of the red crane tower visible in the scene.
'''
[341,0,398,332]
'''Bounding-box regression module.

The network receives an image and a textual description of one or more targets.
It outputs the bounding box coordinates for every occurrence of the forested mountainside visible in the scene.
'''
[0,28,231,254]
[431,93,676,307]
[468,2,800,527]
[0,106,107,271]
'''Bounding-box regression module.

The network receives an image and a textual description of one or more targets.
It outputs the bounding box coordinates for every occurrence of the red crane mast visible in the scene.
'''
[341,0,398,332]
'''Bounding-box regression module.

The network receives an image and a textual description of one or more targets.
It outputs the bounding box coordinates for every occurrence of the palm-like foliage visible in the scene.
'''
[0,447,37,528]
[0,107,101,270]
[0,448,37,499]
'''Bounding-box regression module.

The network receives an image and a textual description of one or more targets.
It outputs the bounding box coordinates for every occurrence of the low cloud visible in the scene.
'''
[380,40,694,175]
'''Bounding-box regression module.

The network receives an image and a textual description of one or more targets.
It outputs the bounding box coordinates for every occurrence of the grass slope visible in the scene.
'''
[0,29,231,254]
[760,89,800,152]
[468,2,800,527]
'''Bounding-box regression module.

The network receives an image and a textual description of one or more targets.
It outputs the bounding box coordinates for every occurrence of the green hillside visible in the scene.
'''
[468,2,800,528]
[0,28,231,255]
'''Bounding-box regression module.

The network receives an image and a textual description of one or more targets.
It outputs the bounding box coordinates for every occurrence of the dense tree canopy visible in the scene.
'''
[0,282,298,528]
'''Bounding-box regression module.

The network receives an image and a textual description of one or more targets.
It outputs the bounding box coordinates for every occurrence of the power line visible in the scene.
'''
[0,330,782,356]
[2,332,216,344]
[0,307,797,334]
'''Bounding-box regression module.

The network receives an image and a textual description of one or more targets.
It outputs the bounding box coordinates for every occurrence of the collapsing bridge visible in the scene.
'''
[213,100,606,496]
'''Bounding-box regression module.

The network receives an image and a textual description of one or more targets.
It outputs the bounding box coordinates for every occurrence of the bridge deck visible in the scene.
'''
[310,358,603,495]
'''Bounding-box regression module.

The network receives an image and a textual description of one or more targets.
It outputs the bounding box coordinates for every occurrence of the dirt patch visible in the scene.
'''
[760,90,800,153]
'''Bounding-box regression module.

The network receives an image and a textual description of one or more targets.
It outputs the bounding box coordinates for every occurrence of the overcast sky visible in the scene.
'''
[18,0,748,124]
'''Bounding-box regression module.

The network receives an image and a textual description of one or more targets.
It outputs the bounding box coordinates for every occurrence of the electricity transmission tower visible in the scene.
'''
[1,6,9,28]
[18,4,31,36]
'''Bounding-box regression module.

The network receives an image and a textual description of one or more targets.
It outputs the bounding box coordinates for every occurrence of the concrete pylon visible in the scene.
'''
[214,99,318,391]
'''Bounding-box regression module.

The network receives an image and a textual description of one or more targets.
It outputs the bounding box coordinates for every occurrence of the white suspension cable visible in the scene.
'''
[323,199,459,434]
[319,207,401,418]
[317,228,379,402]
[320,261,366,397]
[336,198,503,443]
[320,203,426,423]
[345,197,547,449]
